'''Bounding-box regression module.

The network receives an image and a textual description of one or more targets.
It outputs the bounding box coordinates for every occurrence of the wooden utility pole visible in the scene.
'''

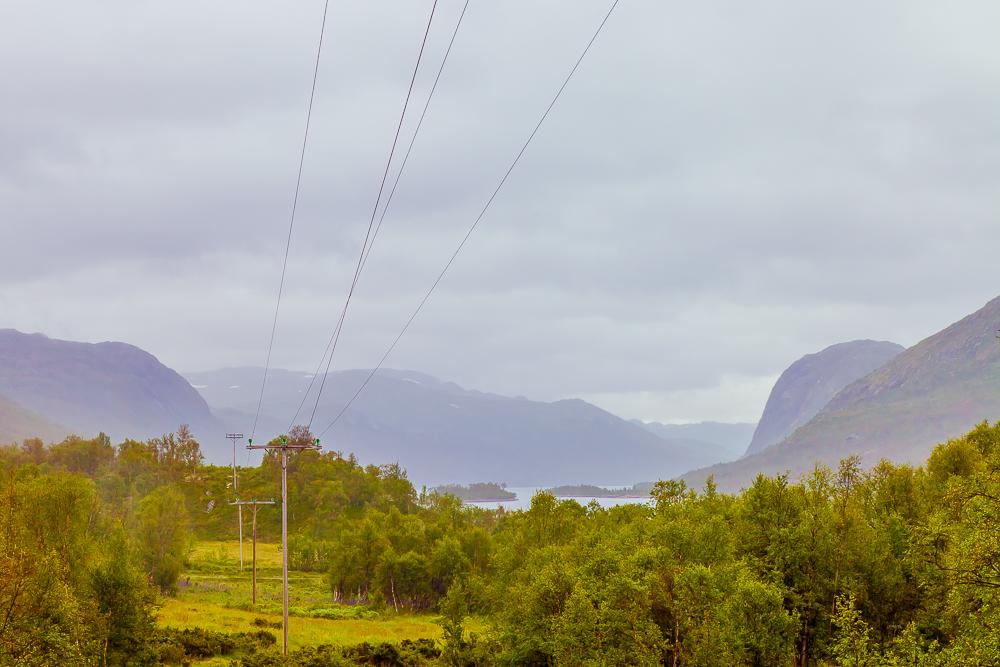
[247,435,321,656]
[230,498,275,606]
[226,433,245,571]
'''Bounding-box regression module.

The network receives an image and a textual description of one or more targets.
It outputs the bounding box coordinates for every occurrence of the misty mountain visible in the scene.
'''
[685,295,1000,491]
[633,420,755,462]
[745,340,904,456]
[185,367,725,486]
[0,329,219,445]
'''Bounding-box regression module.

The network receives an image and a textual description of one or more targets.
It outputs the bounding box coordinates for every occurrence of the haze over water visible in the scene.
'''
[463,486,653,512]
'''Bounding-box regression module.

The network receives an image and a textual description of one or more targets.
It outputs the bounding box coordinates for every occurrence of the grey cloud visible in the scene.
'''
[3,1,1000,424]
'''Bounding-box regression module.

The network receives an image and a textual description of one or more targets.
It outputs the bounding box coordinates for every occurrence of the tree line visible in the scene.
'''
[4,421,1000,665]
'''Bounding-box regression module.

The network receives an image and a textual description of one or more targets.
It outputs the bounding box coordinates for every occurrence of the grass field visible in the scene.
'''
[155,540,477,659]
[158,598,446,650]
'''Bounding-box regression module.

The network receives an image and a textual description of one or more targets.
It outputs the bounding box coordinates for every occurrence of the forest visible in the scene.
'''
[4,421,1000,666]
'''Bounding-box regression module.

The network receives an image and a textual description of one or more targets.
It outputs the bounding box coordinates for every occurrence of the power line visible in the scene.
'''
[285,0,446,431]
[317,0,621,438]
[250,0,331,441]
[288,0,469,432]
[306,0,441,430]
[358,0,472,277]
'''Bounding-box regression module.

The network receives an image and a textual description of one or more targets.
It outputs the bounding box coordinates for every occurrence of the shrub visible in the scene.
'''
[157,627,276,663]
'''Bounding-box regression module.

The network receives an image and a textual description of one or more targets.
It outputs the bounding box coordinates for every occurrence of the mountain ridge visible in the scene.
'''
[745,339,904,456]
[0,329,220,447]
[684,296,1000,491]
[187,367,729,486]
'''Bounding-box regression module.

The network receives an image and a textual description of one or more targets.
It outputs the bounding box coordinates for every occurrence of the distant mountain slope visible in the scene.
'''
[0,330,219,446]
[186,367,717,486]
[0,393,69,444]
[634,421,756,462]
[685,296,1000,491]
[745,340,904,456]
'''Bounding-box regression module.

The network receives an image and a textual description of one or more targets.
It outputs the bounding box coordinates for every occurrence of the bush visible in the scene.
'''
[232,640,440,667]
[157,641,188,666]
[311,606,379,621]
[289,536,335,572]
[157,627,276,663]
[345,639,440,665]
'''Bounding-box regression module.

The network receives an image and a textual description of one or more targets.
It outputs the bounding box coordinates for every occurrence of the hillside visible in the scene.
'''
[0,329,219,447]
[745,340,904,456]
[685,296,1000,491]
[0,393,69,444]
[185,367,722,485]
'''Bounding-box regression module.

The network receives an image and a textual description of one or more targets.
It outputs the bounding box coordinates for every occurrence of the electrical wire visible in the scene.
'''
[306,0,441,430]
[283,0,448,431]
[250,0,331,441]
[288,0,469,432]
[317,0,621,438]
[358,0,472,277]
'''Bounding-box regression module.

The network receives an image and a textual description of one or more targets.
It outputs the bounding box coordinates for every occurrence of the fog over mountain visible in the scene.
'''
[187,367,729,485]
[633,420,755,463]
[0,393,67,445]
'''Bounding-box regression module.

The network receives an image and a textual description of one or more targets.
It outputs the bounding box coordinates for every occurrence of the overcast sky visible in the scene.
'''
[2,1,1000,425]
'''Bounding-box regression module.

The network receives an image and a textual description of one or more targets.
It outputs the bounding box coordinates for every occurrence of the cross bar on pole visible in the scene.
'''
[247,436,321,656]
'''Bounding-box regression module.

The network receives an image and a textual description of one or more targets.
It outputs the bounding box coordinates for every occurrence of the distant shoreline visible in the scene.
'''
[545,484,652,500]
[462,492,653,504]
[551,494,651,500]
[451,484,657,504]
[462,498,517,505]
[461,498,520,504]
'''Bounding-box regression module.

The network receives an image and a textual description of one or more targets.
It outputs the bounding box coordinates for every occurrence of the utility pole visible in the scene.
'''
[247,435,321,656]
[226,433,245,571]
[230,498,275,606]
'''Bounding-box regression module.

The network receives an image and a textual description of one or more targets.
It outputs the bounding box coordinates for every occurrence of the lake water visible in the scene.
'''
[463,486,653,512]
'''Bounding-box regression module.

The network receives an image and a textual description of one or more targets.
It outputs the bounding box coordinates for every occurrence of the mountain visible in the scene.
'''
[745,340,904,456]
[685,296,1000,491]
[634,421,756,462]
[0,393,69,444]
[185,367,722,486]
[0,329,219,446]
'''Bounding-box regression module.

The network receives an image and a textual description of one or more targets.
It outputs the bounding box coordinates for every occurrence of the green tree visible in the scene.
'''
[552,582,600,666]
[48,433,115,476]
[439,579,470,665]
[831,595,879,667]
[90,531,158,665]
[150,425,203,482]
[136,485,190,593]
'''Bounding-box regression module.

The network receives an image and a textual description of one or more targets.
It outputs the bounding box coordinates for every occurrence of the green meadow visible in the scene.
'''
[156,540,475,657]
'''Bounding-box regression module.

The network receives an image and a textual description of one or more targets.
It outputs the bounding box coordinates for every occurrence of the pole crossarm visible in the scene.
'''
[245,436,322,453]
[245,436,321,655]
